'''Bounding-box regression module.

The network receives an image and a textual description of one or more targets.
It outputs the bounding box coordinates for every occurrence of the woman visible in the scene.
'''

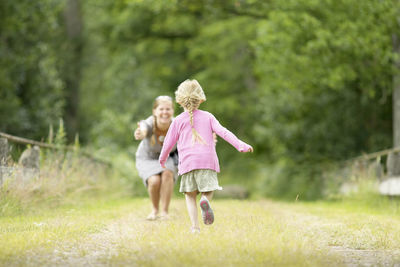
[134,95,178,220]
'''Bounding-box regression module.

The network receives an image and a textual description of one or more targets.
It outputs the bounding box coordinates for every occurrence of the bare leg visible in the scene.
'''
[201,191,214,201]
[147,175,161,219]
[185,191,200,230]
[160,170,174,216]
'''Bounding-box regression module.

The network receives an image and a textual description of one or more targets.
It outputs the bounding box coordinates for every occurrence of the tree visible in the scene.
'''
[393,3,400,147]
[63,0,83,141]
[252,0,397,198]
[0,0,65,140]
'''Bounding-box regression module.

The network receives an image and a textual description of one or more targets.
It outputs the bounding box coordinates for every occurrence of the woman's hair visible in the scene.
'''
[175,79,207,145]
[151,95,173,146]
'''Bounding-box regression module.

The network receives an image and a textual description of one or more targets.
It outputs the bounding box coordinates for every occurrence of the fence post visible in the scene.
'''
[387,152,400,177]
[0,138,8,185]
[18,146,40,182]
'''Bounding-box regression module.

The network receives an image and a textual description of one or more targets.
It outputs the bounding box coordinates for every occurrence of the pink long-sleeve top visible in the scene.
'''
[159,109,252,175]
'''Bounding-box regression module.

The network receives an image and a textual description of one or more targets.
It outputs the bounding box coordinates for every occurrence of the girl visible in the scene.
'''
[159,79,253,233]
[134,95,178,220]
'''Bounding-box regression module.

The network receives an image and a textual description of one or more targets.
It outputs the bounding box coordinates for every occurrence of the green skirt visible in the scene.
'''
[179,169,223,193]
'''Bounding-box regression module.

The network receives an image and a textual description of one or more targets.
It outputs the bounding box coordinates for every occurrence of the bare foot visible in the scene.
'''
[190,226,200,234]
[146,212,158,221]
[159,212,169,220]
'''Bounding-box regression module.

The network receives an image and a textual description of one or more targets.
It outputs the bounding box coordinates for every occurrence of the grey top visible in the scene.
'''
[135,116,178,185]
[135,116,176,160]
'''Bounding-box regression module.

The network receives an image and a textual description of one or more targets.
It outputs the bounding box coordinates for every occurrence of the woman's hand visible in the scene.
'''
[134,122,147,140]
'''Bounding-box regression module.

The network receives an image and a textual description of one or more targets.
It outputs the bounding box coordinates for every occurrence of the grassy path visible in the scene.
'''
[1,198,400,266]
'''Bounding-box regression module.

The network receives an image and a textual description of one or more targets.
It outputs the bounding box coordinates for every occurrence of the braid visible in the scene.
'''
[181,97,200,114]
[151,115,157,146]
[188,109,206,145]
[175,79,207,145]
[189,110,194,126]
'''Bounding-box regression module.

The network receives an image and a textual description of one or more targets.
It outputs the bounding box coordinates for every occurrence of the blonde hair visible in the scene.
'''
[175,79,207,145]
[151,96,173,146]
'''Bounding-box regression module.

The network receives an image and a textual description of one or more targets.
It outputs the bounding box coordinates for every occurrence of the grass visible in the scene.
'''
[2,196,400,266]
[0,150,135,217]
[0,197,137,265]
[289,198,400,250]
[2,149,400,266]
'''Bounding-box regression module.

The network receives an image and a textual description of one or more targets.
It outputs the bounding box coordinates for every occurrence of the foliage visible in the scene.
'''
[54,119,67,147]
[251,0,398,198]
[1,0,399,198]
[254,0,397,159]
[1,149,134,216]
[0,0,66,139]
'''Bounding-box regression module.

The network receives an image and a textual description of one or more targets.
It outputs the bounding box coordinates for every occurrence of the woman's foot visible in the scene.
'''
[159,212,170,220]
[146,212,158,221]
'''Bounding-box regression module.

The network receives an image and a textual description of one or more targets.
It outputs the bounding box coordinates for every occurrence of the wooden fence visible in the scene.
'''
[0,132,111,185]
[2,131,400,195]
[331,146,400,196]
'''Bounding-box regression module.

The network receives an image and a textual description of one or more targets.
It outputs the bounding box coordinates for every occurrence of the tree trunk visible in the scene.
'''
[393,32,400,147]
[63,0,83,141]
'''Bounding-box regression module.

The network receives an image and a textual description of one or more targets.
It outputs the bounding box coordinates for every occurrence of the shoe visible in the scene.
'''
[199,196,214,225]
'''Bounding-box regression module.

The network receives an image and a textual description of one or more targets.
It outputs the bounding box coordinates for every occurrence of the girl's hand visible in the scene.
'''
[243,145,253,153]
[134,122,146,140]
[239,143,253,153]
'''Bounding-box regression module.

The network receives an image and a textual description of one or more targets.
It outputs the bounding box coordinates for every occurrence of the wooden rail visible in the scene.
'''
[0,132,74,150]
[347,146,400,163]
[0,132,111,166]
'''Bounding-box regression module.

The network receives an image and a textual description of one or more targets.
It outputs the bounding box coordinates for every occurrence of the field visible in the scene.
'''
[1,196,400,266]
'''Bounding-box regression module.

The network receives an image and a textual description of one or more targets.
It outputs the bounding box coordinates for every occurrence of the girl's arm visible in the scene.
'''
[159,120,179,167]
[211,115,253,152]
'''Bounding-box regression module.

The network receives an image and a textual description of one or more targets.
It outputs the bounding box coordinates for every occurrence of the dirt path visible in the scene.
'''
[5,200,400,266]
[329,246,400,267]
[18,205,163,266]
[266,201,400,267]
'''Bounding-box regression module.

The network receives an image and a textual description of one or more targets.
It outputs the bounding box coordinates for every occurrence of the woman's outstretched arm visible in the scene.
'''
[134,121,148,140]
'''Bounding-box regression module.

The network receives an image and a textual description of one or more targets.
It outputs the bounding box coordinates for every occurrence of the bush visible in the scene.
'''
[0,148,138,216]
